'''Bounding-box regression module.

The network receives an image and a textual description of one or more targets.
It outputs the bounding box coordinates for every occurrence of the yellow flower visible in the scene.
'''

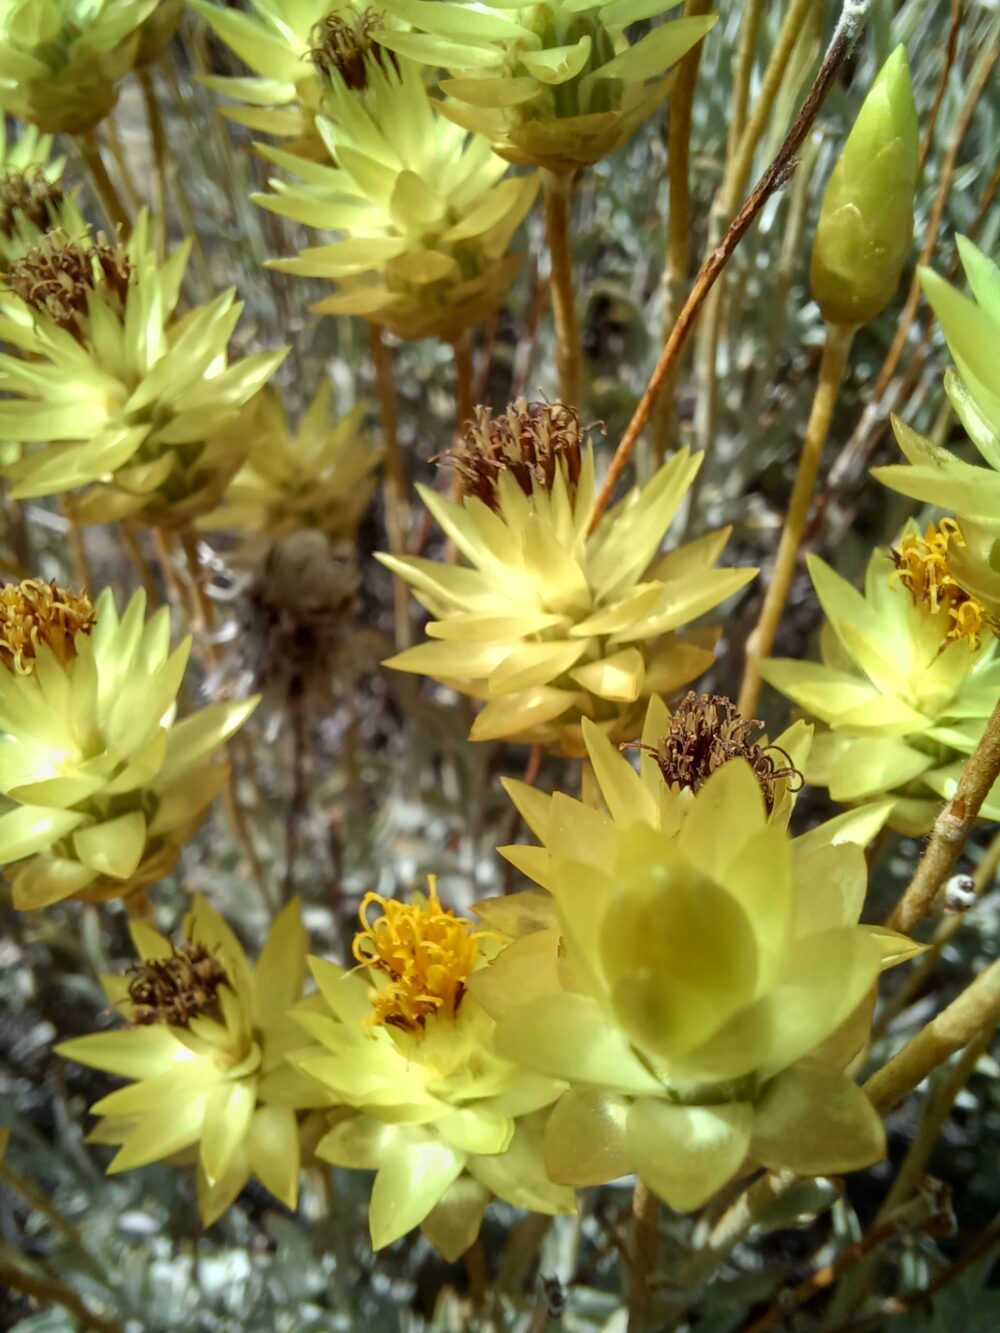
[874,238,1000,617]
[380,401,756,751]
[0,118,71,268]
[55,896,328,1226]
[758,539,1000,834]
[0,583,257,910]
[377,0,718,173]
[255,56,540,342]
[199,382,380,548]
[0,211,288,527]
[0,0,159,133]
[191,0,394,151]
[499,694,894,897]
[473,760,920,1212]
[290,880,572,1258]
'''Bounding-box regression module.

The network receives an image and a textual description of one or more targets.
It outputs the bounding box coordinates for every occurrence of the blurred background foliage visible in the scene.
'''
[1,0,998,1329]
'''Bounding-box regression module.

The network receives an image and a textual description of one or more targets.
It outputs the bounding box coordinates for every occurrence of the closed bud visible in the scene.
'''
[810,46,918,328]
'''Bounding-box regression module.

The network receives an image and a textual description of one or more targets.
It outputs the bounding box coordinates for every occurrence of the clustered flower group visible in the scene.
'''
[0,0,989,1288]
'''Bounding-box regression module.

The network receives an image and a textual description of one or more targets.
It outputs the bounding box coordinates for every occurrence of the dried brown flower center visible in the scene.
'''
[127,943,229,1028]
[0,579,95,674]
[622,692,802,815]
[890,519,992,648]
[0,168,64,241]
[4,230,132,339]
[308,8,390,89]
[444,398,589,512]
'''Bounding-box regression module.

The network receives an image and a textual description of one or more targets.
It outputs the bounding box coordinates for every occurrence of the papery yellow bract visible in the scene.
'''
[56,896,328,1225]
[0,586,257,909]
[289,883,573,1257]
[474,759,920,1211]
[380,438,756,752]
[759,541,1000,833]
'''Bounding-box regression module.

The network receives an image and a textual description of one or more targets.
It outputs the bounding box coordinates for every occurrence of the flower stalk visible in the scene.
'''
[78,131,130,234]
[628,1180,660,1332]
[737,322,855,716]
[887,699,1000,935]
[370,326,410,650]
[542,170,582,408]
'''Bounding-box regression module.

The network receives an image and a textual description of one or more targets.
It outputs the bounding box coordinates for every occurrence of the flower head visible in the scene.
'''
[759,542,1000,833]
[290,880,572,1256]
[191,0,393,151]
[380,429,756,750]
[0,578,95,673]
[475,760,920,1212]
[377,0,717,172]
[445,398,587,512]
[0,586,257,910]
[200,382,380,547]
[255,57,540,341]
[0,119,71,268]
[56,896,328,1225]
[0,211,288,528]
[499,696,890,899]
[210,530,360,728]
[0,0,159,133]
[874,238,1000,616]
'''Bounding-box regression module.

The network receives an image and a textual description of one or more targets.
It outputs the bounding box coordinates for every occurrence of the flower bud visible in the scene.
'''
[810,46,918,327]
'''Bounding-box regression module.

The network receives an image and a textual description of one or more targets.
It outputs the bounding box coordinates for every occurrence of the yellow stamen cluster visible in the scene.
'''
[890,519,992,647]
[352,878,486,1031]
[0,578,95,673]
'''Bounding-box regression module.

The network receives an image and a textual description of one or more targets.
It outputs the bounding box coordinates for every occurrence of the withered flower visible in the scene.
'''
[443,399,591,513]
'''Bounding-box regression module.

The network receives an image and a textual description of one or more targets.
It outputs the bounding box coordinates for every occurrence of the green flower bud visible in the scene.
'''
[810,46,918,328]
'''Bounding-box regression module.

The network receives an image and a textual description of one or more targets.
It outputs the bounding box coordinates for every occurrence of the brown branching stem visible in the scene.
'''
[59,497,92,592]
[0,1256,121,1333]
[864,955,1000,1117]
[737,322,855,716]
[590,0,871,531]
[627,1180,660,1331]
[284,688,308,901]
[887,698,1000,935]
[542,170,582,407]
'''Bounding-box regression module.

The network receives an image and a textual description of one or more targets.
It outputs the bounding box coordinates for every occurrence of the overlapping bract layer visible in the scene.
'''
[290,885,572,1256]
[875,239,1000,616]
[255,57,539,340]
[56,897,328,1226]
[0,0,158,132]
[0,119,71,268]
[0,211,288,527]
[200,382,380,548]
[0,588,256,909]
[377,0,717,172]
[191,0,389,150]
[473,758,919,1211]
[759,544,1000,833]
[380,445,756,750]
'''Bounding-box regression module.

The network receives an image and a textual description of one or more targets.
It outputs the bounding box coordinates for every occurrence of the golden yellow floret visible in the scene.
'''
[0,578,95,673]
[890,518,993,648]
[352,877,492,1031]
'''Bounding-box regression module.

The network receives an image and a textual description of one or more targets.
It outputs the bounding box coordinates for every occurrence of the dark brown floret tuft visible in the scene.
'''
[4,230,132,340]
[621,692,803,814]
[127,943,229,1028]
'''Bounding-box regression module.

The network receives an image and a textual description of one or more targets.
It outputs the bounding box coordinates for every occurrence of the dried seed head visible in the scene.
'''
[622,692,803,815]
[308,8,391,89]
[444,398,592,512]
[126,942,229,1027]
[0,579,95,674]
[4,230,132,339]
[890,519,993,648]
[0,168,65,241]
